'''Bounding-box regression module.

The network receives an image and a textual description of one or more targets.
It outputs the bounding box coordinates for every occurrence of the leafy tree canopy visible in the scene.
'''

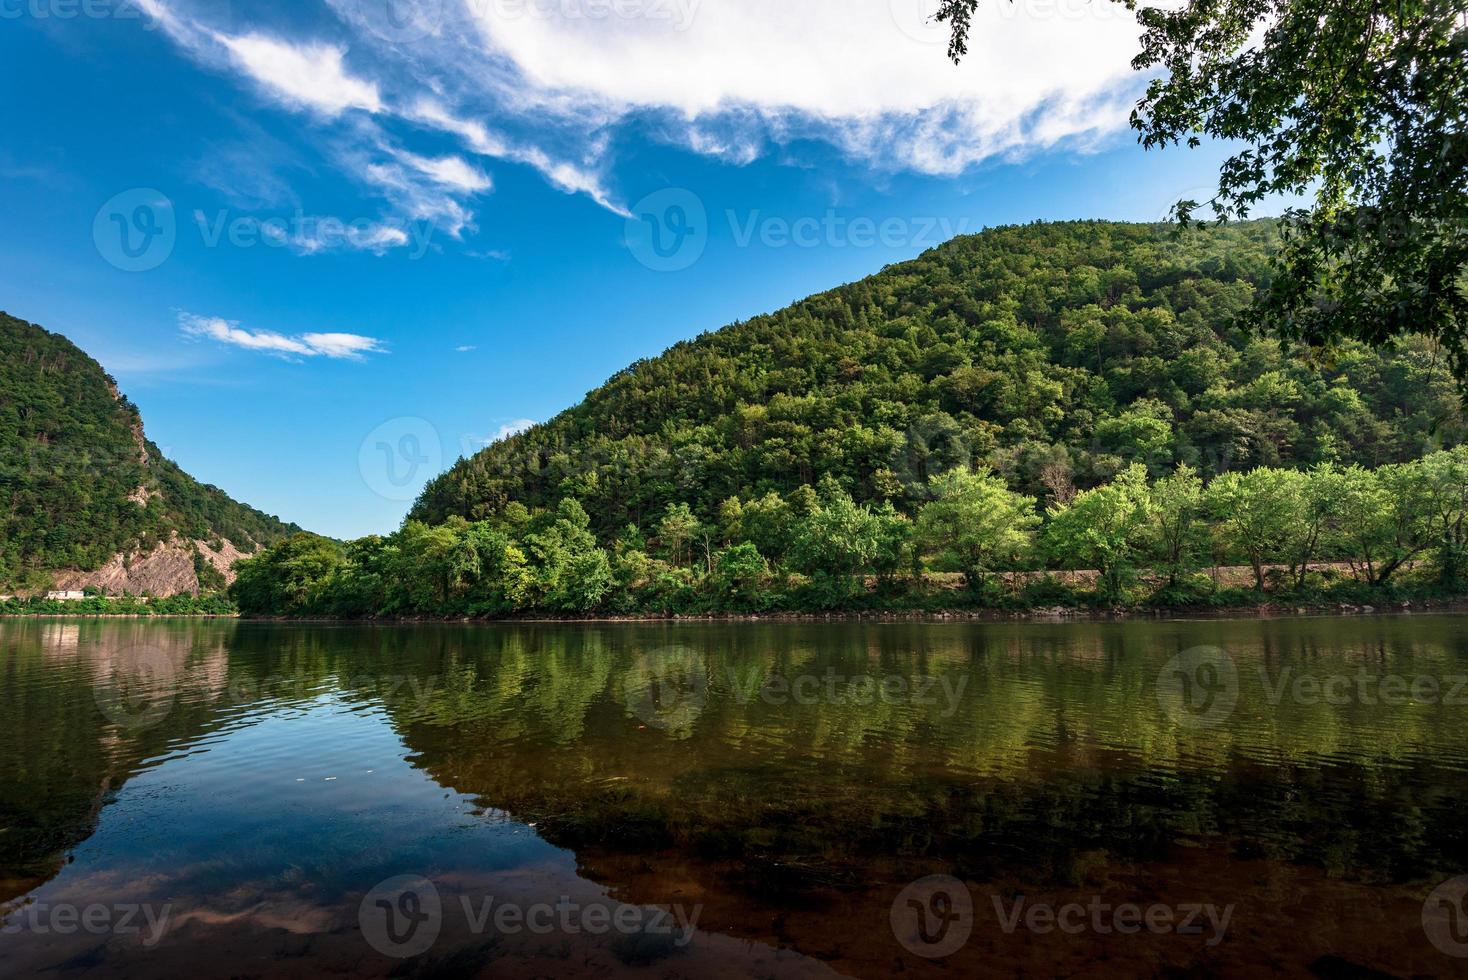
[938,0,1468,383]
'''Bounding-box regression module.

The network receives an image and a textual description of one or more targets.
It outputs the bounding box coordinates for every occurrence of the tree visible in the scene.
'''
[229,533,341,615]
[916,466,1039,589]
[1044,463,1152,600]
[656,502,701,567]
[464,522,532,613]
[394,520,475,611]
[1204,468,1305,591]
[524,499,614,611]
[1417,447,1468,584]
[1145,464,1206,586]
[789,477,891,589]
[711,542,768,606]
[1328,463,1433,586]
[938,0,1468,385]
[1288,466,1349,589]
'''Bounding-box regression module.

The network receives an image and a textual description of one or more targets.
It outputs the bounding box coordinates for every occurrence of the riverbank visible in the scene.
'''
[239,598,1465,625]
[0,594,236,617]
[7,581,1467,623]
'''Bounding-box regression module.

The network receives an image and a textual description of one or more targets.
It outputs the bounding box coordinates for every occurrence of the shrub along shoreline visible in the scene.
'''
[225,449,1468,620]
[2,579,1465,621]
[0,594,237,616]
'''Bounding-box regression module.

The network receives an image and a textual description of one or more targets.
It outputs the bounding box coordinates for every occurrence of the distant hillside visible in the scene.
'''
[0,313,300,594]
[412,220,1465,532]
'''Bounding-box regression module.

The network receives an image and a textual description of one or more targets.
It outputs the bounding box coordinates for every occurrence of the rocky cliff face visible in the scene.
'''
[48,536,254,597]
[1,311,302,592]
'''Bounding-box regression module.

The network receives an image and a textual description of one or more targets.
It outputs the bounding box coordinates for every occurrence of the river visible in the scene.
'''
[3,616,1467,976]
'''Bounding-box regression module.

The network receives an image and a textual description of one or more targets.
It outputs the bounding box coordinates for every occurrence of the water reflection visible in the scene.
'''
[3,616,1468,976]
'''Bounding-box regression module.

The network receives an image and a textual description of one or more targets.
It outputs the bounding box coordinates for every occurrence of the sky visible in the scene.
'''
[0,0,1243,539]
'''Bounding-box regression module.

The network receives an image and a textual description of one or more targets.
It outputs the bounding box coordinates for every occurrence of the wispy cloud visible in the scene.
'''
[216,34,382,115]
[492,419,537,441]
[138,0,1150,245]
[180,313,386,360]
[454,345,477,352]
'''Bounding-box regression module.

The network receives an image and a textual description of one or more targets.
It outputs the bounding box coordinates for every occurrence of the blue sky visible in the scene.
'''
[0,0,1241,539]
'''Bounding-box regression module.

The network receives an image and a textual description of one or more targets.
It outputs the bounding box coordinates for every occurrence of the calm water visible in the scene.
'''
[3,616,1468,977]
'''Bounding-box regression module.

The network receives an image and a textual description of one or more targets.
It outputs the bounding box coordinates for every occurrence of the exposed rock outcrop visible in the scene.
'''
[48,535,255,597]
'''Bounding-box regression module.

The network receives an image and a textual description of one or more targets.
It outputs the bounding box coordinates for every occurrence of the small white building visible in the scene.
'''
[45,591,86,601]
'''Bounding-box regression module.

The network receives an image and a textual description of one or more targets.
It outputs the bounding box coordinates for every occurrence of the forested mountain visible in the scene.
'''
[0,313,300,592]
[411,221,1465,535]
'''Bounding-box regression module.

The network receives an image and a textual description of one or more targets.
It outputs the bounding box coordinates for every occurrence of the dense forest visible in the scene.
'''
[411,220,1465,534]
[231,221,1468,618]
[0,313,300,589]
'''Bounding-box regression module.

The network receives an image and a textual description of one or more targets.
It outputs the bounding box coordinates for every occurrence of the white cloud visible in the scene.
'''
[216,34,382,115]
[455,345,477,352]
[394,149,493,192]
[180,313,386,360]
[300,332,387,358]
[139,0,1156,245]
[493,419,536,442]
[405,99,625,214]
[458,0,1149,173]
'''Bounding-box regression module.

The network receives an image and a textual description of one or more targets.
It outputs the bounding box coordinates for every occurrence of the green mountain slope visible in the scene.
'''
[411,220,1464,532]
[0,312,300,591]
